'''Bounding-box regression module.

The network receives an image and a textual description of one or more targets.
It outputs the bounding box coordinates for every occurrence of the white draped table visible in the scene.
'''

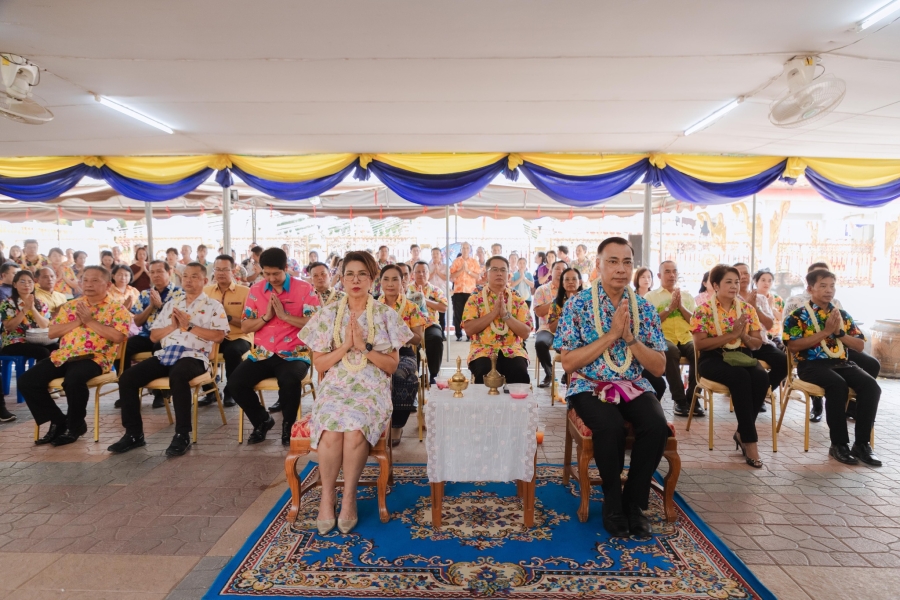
[424,385,540,528]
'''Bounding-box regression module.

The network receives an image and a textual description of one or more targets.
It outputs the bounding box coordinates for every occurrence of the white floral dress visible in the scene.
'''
[300,301,412,448]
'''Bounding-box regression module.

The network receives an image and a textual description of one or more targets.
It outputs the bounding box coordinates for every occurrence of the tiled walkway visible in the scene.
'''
[1,340,898,599]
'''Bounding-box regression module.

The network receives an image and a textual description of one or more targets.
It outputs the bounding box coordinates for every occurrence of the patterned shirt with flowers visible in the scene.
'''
[243,276,319,363]
[18,254,49,274]
[689,297,762,348]
[53,264,77,297]
[461,287,533,362]
[131,282,184,337]
[0,297,50,347]
[407,282,447,327]
[782,303,863,362]
[450,257,482,294]
[151,292,230,367]
[553,282,667,399]
[50,295,133,373]
[380,294,428,347]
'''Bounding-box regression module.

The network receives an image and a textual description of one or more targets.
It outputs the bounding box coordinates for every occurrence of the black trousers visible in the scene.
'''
[798,360,880,446]
[534,330,554,376]
[423,325,443,381]
[225,356,309,428]
[437,310,446,335]
[118,356,206,435]
[451,293,471,340]
[203,337,252,395]
[569,391,669,512]
[392,348,419,428]
[848,348,880,378]
[752,343,788,392]
[643,370,667,401]
[0,342,53,360]
[698,351,768,443]
[663,340,695,404]
[21,358,102,431]
[469,354,530,384]
[123,335,159,371]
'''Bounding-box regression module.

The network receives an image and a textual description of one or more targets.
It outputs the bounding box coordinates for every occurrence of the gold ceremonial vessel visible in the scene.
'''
[483,351,505,395]
[448,356,469,398]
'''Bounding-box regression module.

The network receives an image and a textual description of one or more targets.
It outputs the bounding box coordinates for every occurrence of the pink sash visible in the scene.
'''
[571,372,646,405]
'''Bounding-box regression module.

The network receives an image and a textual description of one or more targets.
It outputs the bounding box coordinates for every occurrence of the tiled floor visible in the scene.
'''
[1,339,898,599]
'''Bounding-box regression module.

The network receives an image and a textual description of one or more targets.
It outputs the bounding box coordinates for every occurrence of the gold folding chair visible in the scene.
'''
[549,353,565,406]
[34,340,128,443]
[417,343,430,442]
[776,352,871,452]
[237,368,316,443]
[139,343,227,443]
[686,346,777,452]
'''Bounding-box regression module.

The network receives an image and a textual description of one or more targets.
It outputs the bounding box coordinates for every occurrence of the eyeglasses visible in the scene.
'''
[344,272,371,281]
[605,259,634,268]
[213,267,232,273]
[488,267,508,274]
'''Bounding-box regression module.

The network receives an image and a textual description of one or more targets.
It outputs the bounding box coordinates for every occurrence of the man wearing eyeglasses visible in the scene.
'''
[199,254,252,407]
[462,256,533,385]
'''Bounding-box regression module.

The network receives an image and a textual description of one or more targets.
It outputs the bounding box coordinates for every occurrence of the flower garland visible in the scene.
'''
[804,301,844,358]
[481,286,514,336]
[592,282,640,375]
[333,295,376,373]
[712,294,742,349]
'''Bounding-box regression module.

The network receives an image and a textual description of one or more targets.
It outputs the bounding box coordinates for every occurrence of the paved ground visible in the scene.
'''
[1,339,899,599]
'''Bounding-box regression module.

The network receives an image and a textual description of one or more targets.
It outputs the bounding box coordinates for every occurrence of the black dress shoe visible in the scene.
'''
[52,421,88,446]
[282,420,292,446]
[851,442,882,467]
[602,510,630,538]
[627,505,652,537]
[758,403,767,414]
[165,433,191,457]
[108,433,146,454]
[0,403,16,422]
[197,393,216,407]
[692,403,705,417]
[538,375,552,389]
[35,421,66,445]
[267,401,283,413]
[809,407,823,423]
[152,391,166,409]
[114,399,122,409]
[829,443,859,465]
[673,402,690,417]
[247,417,275,444]
[222,394,236,408]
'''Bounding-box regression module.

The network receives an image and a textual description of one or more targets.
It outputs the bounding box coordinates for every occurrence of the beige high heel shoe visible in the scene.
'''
[337,516,358,534]
[316,498,338,535]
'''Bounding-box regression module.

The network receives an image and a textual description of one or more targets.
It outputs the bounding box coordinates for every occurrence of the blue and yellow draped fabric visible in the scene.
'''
[1,153,900,207]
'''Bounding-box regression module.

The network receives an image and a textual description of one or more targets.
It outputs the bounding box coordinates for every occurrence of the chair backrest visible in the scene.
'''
[785,350,797,385]
[113,340,128,374]
[207,342,220,377]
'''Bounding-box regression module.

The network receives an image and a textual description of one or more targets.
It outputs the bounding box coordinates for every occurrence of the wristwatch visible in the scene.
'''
[187,324,195,332]
[365,342,373,352]
[835,330,846,338]
[625,337,638,347]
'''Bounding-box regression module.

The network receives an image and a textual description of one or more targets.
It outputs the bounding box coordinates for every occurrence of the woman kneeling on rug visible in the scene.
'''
[690,264,768,468]
[299,251,412,535]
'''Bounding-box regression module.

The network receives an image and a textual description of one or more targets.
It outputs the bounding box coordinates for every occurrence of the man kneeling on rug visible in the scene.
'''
[554,237,670,538]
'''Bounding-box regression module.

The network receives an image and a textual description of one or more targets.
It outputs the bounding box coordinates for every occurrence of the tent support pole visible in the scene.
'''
[222,186,232,256]
[445,205,451,365]
[642,183,651,267]
[750,194,757,272]
[251,203,258,245]
[144,202,154,259]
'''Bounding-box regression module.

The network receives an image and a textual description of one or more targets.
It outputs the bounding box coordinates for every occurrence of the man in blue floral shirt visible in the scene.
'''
[783,268,881,467]
[553,237,669,539]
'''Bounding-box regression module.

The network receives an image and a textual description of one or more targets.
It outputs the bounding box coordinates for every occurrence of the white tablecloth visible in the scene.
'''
[424,385,539,483]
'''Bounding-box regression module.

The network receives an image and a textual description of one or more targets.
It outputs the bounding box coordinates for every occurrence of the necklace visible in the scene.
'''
[712,294,742,349]
[333,295,376,372]
[804,301,844,358]
[591,282,640,375]
[481,286,514,335]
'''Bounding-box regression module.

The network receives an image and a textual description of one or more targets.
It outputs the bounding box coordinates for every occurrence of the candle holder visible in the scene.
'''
[448,356,469,398]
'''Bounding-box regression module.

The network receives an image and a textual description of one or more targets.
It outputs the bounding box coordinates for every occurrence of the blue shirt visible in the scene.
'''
[552,281,667,399]
[131,282,184,337]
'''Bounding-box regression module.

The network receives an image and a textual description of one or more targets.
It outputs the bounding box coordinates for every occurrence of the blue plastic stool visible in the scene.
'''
[0,356,36,404]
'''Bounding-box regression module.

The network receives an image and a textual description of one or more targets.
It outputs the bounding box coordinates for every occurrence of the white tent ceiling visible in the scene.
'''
[2,1,899,158]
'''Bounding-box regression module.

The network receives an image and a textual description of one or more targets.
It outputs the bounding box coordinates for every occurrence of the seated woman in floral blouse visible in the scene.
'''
[0,270,53,422]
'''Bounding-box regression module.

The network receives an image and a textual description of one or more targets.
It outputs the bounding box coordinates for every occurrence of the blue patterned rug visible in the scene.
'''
[205,463,774,599]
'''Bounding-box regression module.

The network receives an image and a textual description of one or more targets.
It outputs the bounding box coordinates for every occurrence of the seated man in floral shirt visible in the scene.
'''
[21,266,132,446]
[111,263,228,457]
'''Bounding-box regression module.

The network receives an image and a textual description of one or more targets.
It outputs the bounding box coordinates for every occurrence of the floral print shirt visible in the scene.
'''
[131,282,184,337]
[407,282,447,327]
[151,292,230,367]
[461,288,533,362]
[690,297,762,349]
[53,265,77,297]
[766,292,785,337]
[50,295,132,372]
[450,257,482,294]
[533,283,559,331]
[243,277,319,363]
[313,287,345,309]
[380,294,428,347]
[17,254,49,273]
[0,297,50,347]
[782,302,863,362]
[553,282,667,398]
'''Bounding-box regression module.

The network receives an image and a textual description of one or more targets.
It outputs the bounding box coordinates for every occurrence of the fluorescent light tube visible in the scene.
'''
[94,94,173,134]
[684,97,743,136]
[858,0,900,30]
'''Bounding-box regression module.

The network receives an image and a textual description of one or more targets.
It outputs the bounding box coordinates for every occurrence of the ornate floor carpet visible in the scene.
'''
[205,463,774,599]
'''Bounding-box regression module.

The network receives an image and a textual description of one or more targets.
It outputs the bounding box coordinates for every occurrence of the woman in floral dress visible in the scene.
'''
[299,251,412,535]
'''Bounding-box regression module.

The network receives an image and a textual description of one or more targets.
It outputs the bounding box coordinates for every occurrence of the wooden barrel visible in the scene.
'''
[871,319,900,379]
